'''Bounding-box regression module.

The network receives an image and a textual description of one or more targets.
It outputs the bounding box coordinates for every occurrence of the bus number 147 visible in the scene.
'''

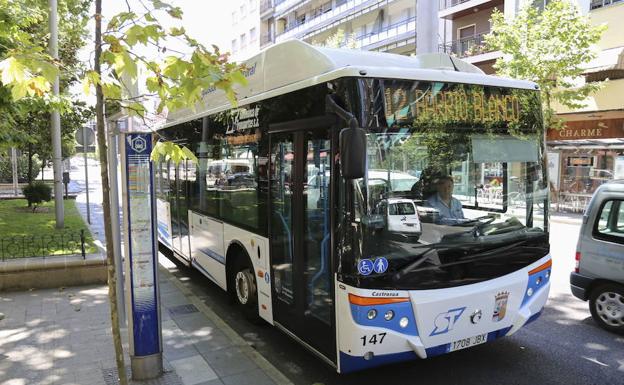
[360,332,387,346]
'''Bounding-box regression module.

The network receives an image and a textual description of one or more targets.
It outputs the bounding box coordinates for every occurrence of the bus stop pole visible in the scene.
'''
[83,127,91,224]
[120,124,163,380]
[107,121,125,327]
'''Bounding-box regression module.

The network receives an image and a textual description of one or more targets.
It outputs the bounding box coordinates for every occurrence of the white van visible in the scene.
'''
[571,180,624,334]
[372,198,422,239]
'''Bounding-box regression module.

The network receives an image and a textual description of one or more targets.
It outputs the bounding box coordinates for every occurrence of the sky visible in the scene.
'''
[74,0,234,107]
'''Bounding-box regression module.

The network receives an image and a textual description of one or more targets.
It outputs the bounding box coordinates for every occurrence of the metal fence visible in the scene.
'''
[0,230,86,261]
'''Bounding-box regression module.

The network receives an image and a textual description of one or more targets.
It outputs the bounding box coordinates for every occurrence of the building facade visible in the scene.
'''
[545,0,624,208]
[260,0,417,54]
[230,0,262,62]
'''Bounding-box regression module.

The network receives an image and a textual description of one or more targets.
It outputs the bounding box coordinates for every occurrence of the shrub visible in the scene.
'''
[22,182,52,211]
[0,153,42,183]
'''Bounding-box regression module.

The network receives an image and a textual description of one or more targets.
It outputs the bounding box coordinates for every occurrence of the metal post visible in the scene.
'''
[416,0,438,55]
[108,123,125,327]
[83,128,91,224]
[11,148,18,197]
[49,0,64,228]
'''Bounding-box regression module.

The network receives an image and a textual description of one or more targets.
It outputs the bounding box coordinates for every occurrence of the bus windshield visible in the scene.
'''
[342,79,549,290]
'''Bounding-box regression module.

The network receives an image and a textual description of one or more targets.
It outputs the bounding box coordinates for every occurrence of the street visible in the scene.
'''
[163,219,624,385]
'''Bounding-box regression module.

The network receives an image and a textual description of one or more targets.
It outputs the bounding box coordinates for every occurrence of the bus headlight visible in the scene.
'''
[399,317,409,328]
[527,287,534,297]
[384,310,394,321]
[367,309,377,320]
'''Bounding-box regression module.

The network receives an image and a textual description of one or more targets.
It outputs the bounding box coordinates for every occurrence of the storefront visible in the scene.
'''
[547,117,624,211]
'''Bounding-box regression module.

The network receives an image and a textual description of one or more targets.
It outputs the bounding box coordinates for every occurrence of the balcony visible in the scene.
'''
[341,17,416,50]
[276,0,388,43]
[439,0,503,20]
[439,32,500,63]
[260,33,275,48]
[260,0,274,18]
[590,0,624,10]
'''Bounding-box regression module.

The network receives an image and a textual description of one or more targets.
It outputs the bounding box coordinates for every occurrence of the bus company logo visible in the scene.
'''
[128,135,147,153]
[493,292,509,322]
[430,307,466,336]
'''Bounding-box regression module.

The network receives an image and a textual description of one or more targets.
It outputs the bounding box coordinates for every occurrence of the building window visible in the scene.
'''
[590,0,623,9]
[241,4,247,18]
[232,39,238,52]
[250,27,257,43]
[249,0,256,12]
[240,33,247,49]
[232,11,237,25]
[532,0,559,10]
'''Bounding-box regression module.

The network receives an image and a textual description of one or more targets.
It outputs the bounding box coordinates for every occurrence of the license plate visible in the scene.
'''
[449,333,488,352]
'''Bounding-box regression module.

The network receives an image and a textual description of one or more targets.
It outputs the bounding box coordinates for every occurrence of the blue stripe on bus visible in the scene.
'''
[522,267,551,307]
[525,311,542,325]
[339,351,418,373]
[349,301,418,336]
[198,247,226,264]
[191,259,219,284]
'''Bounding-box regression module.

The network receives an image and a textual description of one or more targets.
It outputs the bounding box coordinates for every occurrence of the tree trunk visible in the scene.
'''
[94,2,128,384]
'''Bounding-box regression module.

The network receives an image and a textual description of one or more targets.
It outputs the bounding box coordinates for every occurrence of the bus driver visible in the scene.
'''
[426,176,465,225]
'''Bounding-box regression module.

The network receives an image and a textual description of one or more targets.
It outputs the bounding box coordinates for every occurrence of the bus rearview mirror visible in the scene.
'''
[339,126,366,180]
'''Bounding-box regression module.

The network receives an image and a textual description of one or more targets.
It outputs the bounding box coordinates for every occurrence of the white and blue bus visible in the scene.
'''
[155,40,551,373]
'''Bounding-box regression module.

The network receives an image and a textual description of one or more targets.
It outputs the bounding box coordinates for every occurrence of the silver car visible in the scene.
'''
[571,180,624,334]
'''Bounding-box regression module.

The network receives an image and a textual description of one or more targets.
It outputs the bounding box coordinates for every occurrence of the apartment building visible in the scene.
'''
[437,0,508,74]
[230,0,262,62]
[545,0,624,203]
[260,0,417,54]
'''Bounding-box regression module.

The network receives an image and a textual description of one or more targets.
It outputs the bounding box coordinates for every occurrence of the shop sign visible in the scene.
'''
[547,119,624,141]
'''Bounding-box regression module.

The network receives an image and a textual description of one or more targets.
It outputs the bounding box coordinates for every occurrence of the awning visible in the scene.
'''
[548,138,624,150]
[583,47,624,81]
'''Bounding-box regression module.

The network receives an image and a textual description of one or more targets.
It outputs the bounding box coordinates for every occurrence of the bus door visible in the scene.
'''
[171,160,191,260]
[269,126,336,364]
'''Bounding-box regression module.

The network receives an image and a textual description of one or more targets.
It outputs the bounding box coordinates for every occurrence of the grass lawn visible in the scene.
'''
[0,199,97,257]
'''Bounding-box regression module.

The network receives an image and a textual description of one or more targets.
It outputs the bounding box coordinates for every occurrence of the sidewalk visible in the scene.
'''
[0,263,292,385]
[0,156,293,385]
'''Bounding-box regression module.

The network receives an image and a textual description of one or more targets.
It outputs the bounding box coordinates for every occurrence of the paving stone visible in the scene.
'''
[221,368,277,385]
[198,346,257,377]
[169,354,218,385]
[163,343,200,361]
[193,330,235,353]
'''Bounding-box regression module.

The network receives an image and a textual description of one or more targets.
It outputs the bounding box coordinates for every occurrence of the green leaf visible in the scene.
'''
[101,82,122,99]
[169,27,185,37]
[230,70,248,86]
[167,7,183,19]
[0,57,27,85]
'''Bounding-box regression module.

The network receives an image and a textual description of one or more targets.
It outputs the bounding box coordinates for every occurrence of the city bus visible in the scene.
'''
[154,40,551,373]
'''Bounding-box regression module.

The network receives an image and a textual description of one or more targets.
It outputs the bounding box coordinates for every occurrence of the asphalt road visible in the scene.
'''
[162,219,624,385]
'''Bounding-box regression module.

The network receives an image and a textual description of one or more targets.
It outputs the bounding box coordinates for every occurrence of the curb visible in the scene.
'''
[159,265,295,385]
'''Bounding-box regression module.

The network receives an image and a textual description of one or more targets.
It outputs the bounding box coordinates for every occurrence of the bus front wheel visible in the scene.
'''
[231,256,259,320]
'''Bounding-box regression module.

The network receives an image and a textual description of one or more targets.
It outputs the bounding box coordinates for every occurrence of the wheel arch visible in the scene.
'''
[225,240,253,293]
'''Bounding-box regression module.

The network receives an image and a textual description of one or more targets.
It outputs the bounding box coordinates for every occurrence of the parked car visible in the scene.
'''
[371,198,422,240]
[570,180,624,334]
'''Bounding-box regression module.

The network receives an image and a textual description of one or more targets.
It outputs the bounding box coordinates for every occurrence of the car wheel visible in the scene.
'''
[231,257,259,320]
[589,283,624,334]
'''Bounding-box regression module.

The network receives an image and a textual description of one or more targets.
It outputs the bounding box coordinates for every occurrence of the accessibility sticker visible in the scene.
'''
[373,257,389,274]
[357,259,374,276]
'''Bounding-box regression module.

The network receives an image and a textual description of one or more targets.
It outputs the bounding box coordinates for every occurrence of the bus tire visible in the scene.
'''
[229,253,259,321]
[589,283,624,335]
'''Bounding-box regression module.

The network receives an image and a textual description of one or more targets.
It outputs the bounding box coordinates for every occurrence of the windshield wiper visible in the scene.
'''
[393,240,526,280]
